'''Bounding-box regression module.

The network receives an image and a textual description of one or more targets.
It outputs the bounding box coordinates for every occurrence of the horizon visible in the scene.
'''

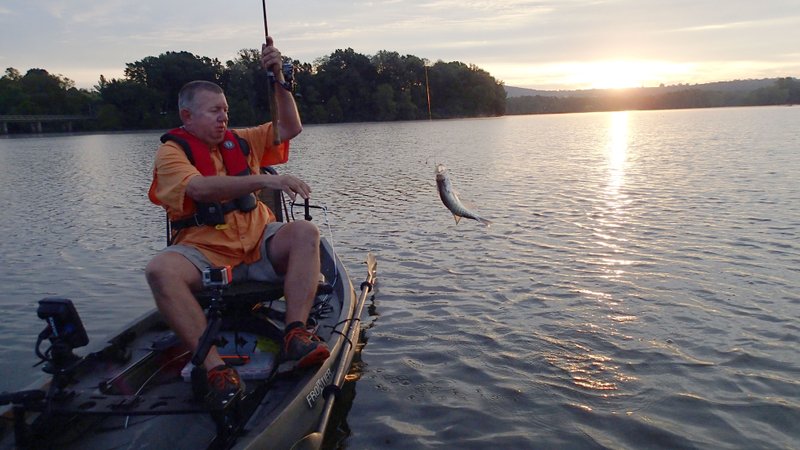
[1,1,799,91]
[505,76,794,94]
[5,55,796,95]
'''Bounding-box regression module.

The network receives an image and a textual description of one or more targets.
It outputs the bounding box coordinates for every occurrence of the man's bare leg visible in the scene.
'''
[145,252,225,370]
[267,220,321,324]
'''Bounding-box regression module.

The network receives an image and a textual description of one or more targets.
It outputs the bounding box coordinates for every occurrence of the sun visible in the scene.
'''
[563,60,694,90]
[489,59,694,91]
[588,61,651,89]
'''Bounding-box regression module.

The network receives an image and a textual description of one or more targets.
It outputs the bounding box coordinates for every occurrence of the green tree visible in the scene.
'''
[224,49,263,125]
[427,61,499,118]
[370,51,429,119]
[326,96,343,122]
[292,61,318,121]
[6,46,514,132]
[373,83,397,121]
[778,77,800,103]
[3,67,21,81]
[98,78,165,129]
[125,51,224,115]
[0,68,97,124]
[396,88,419,120]
[314,48,377,122]
[19,69,69,114]
[0,68,27,114]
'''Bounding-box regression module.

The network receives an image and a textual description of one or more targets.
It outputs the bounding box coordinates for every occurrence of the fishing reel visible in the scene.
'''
[35,298,88,375]
[282,62,294,85]
[269,62,295,92]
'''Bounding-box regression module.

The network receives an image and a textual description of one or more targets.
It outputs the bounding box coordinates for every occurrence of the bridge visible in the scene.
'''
[0,115,95,134]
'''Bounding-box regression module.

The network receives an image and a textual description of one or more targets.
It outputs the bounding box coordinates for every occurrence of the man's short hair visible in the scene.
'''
[178,80,224,112]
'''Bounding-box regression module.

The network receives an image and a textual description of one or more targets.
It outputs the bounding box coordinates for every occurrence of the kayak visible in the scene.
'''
[0,207,377,449]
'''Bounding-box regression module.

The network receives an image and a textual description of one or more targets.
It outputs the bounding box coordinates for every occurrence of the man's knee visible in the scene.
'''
[145,254,168,287]
[145,252,197,288]
[285,220,320,246]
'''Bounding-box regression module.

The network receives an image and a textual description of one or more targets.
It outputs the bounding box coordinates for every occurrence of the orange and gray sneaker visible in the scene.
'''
[281,322,330,369]
[206,364,244,405]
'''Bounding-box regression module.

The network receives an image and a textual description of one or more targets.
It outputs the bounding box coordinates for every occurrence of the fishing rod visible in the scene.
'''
[261,0,281,145]
[425,64,432,121]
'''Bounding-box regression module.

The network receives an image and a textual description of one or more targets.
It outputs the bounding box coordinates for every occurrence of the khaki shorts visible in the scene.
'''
[161,221,286,283]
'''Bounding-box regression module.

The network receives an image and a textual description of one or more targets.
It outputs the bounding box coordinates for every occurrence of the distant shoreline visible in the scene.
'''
[2,104,795,137]
[504,77,790,98]
[504,77,799,116]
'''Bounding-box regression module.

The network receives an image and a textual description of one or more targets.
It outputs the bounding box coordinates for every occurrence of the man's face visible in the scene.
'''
[183,90,229,145]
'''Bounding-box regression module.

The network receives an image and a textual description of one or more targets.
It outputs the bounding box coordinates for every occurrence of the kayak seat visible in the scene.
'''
[192,280,332,322]
[193,282,285,310]
[259,166,285,222]
[190,164,327,317]
[178,166,288,311]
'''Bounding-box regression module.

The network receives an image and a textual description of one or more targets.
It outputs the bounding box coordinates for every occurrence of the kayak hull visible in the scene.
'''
[0,237,367,450]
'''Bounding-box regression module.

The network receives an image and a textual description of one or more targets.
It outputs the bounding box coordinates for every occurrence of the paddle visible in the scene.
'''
[292,253,377,450]
[261,0,281,145]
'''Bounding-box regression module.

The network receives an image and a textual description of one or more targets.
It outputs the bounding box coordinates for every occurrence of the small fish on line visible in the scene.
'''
[435,164,492,227]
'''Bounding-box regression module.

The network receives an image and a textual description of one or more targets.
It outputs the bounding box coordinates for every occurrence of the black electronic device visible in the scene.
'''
[37,298,89,350]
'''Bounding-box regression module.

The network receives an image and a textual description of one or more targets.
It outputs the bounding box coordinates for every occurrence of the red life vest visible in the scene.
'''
[158,127,257,232]
[160,127,250,176]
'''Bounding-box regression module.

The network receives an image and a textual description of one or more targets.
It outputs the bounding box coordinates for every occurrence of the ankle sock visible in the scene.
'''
[284,321,305,335]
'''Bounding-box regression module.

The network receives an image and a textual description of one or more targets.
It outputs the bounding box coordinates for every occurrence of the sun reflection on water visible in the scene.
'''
[606,111,629,198]
[542,343,638,393]
[548,111,640,394]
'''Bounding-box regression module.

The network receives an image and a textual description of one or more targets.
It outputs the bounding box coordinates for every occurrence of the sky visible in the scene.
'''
[1,0,798,91]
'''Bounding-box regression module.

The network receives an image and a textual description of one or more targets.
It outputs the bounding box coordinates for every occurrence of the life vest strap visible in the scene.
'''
[170,196,256,231]
[160,128,257,232]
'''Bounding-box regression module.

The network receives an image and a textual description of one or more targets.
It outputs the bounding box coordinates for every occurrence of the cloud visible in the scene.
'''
[70,0,149,24]
[673,14,800,32]
[2,0,798,90]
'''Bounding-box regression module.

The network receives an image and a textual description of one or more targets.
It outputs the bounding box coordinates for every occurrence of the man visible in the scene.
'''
[145,37,329,403]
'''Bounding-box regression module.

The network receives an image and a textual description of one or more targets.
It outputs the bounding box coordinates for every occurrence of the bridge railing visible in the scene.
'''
[0,115,95,134]
[0,115,94,122]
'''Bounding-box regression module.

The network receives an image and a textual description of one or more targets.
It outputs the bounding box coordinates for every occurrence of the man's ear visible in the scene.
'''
[179,108,191,124]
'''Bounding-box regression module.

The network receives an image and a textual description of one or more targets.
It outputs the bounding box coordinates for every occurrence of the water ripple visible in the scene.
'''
[2,108,799,448]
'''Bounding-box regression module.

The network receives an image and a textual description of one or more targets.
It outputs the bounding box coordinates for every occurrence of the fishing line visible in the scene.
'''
[288,201,340,312]
[123,350,192,429]
[423,63,441,167]
[289,201,338,262]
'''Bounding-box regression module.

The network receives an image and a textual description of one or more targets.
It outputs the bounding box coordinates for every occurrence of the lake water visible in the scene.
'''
[1,106,798,449]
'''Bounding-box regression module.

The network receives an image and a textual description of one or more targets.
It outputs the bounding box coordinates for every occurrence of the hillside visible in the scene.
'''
[505,79,780,98]
[504,77,799,115]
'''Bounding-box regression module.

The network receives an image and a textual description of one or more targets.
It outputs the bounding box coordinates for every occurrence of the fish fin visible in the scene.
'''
[477,217,492,227]
[461,197,477,210]
[453,214,462,224]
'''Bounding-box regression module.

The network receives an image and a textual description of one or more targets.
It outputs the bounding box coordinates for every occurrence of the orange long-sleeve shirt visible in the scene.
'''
[149,122,289,267]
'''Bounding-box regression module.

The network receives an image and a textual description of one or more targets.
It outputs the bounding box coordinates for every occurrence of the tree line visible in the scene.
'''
[0,48,506,133]
[4,52,796,134]
[506,77,800,115]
